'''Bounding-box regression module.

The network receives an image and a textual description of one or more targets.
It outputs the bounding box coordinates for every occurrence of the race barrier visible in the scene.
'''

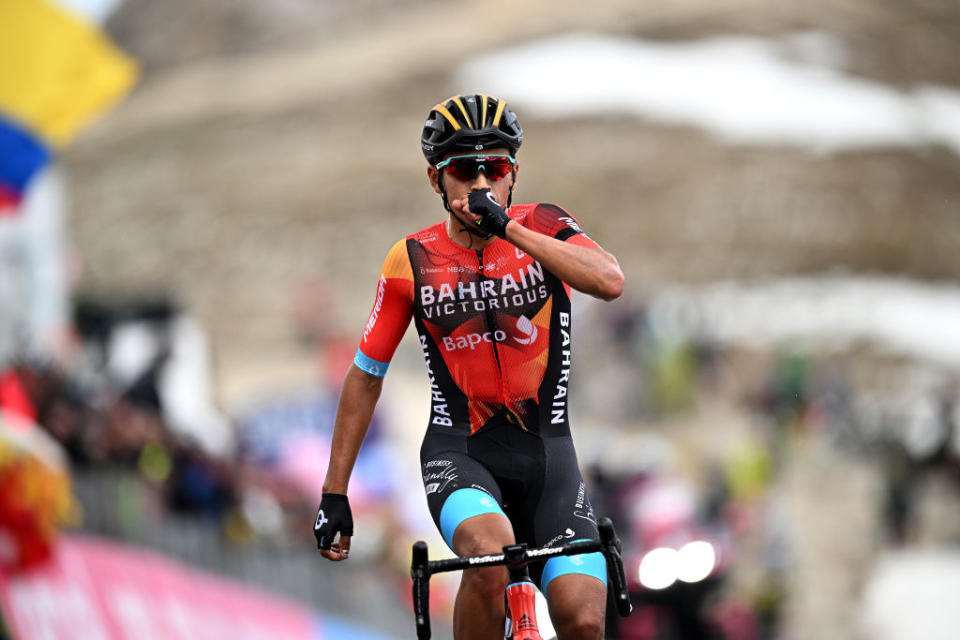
[0,535,396,640]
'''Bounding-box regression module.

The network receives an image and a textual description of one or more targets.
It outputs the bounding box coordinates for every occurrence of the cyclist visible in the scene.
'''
[314,94,624,640]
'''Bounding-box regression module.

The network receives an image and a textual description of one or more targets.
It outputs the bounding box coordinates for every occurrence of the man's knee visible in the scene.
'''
[451,512,514,556]
[551,601,605,640]
[460,564,509,601]
[554,609,604,640]
[451,512,514,601]
[547,575,606,640]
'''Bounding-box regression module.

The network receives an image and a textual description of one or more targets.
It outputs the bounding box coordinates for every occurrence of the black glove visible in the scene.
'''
[313,493,353,550]
[468,189,511,238]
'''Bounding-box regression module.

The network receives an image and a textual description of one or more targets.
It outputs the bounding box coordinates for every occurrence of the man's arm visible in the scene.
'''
[456,193,624,301]
[316,238,412,560]
[504,222,624,301]
[317,364,384,561]
[323,364,384,493]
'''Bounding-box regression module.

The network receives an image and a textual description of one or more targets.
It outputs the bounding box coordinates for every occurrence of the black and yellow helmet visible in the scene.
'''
[421,94,523,165]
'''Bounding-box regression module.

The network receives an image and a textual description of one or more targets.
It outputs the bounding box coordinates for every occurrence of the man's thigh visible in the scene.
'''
[420,450,508,551]
[530,436,599,548]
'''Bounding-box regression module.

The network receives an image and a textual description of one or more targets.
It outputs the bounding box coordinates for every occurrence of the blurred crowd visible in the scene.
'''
[0,297,304,553]
[0,292,409,561]
[574,296,960,639]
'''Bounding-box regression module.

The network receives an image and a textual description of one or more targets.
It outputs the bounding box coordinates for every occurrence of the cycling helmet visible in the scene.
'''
[421,94,523,166]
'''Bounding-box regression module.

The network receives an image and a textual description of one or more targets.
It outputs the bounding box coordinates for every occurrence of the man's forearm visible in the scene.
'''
[322,364,384,494]
[505,222,624,301]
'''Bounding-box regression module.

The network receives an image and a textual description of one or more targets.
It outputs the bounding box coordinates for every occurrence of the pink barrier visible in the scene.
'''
[0,535,321,640]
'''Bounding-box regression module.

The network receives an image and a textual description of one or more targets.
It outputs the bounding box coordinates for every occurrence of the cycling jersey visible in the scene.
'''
[354,202,600,437]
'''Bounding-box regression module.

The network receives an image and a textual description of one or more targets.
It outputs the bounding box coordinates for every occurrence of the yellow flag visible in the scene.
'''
[0,0,138,148]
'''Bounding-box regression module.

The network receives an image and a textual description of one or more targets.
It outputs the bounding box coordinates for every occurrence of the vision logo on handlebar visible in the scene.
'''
[410,517,633,640]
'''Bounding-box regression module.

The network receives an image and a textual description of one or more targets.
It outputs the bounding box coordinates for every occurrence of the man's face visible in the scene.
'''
[428,147,518,213]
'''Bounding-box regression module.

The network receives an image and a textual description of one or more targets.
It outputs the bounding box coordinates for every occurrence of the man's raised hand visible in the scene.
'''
[467,189,511,238]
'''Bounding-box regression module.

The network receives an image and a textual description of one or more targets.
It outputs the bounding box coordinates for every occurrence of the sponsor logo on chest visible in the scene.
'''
[420,262,549,319]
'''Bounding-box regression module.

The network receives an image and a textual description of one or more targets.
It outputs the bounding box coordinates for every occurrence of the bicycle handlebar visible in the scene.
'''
[410,516,632,640]
[597,517,634,619]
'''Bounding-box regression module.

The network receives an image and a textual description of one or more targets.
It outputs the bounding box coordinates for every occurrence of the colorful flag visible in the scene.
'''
[0,0,137,211]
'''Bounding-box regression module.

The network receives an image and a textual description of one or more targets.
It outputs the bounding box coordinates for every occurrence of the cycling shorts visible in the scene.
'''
[420,422,605,591]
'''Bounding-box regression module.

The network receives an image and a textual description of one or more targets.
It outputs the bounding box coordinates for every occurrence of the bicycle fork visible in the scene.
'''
[503,544,543,640]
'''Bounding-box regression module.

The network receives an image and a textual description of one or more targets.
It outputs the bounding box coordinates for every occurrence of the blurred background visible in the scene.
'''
[2,0,960,638]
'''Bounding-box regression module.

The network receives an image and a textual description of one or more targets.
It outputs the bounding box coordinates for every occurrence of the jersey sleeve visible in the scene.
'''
[354,239,414,377]
[529,203,603,250]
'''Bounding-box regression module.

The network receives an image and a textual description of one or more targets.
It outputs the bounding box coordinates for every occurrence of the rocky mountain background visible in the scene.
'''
[68,0,960,395]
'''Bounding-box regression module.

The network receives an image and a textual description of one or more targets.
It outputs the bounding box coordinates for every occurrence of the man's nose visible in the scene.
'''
[471,171,491,190]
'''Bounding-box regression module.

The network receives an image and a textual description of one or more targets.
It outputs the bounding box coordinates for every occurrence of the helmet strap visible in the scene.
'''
[506,167,517,208]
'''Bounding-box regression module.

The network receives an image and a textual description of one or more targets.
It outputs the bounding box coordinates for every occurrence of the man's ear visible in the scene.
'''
[427,166,442,194]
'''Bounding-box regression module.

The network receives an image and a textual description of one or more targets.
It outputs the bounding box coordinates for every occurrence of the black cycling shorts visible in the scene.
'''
[419,422,604,591]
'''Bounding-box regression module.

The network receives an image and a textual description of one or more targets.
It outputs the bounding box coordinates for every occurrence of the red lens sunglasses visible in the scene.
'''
[435,153,516,182]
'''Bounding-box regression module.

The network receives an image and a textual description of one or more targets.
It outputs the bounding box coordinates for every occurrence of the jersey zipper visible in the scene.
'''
[477,248,507,406]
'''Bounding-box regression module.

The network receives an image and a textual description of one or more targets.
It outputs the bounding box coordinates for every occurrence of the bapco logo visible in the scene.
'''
[443,329,507,351]
[314,510,328,530]
[514,315,538,345]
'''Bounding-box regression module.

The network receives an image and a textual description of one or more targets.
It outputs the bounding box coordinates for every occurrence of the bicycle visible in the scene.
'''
[411,516,633,639]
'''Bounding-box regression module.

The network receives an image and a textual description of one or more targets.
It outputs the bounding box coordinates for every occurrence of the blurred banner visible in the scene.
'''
[0,0,137,211]
[0,535,396,640]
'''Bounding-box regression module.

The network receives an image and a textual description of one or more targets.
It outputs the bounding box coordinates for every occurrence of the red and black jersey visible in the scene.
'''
[354,203,599,437]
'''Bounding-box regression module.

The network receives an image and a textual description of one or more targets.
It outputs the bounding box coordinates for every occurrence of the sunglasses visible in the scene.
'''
[435,154,516,182]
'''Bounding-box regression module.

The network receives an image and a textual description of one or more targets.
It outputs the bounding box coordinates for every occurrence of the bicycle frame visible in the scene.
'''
[411,517,633,640]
